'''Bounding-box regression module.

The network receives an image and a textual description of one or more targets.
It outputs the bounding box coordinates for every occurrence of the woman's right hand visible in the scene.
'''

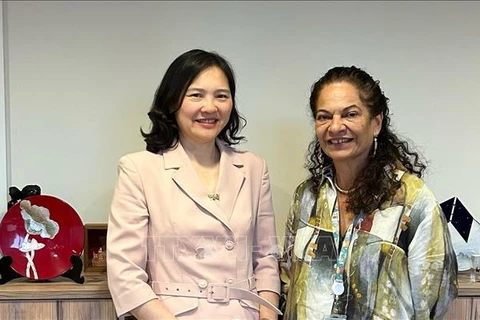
[130,299,177,320]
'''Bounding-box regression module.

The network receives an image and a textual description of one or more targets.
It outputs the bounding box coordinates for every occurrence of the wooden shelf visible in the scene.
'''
[0,272,111,300]
[0,271,478,320]
[458,271,480,297]
[0,272,116,320]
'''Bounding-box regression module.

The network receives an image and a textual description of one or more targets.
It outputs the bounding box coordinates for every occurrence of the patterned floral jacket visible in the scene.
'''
[280,168,458,320]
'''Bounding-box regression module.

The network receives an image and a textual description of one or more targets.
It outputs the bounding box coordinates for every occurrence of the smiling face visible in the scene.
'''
[315,81,383,166]
[175,66,233,147]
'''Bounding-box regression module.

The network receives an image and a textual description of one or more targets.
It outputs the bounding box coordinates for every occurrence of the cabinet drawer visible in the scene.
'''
[59,299,116,320]
[445,297,472,320]
[0,301,57,320]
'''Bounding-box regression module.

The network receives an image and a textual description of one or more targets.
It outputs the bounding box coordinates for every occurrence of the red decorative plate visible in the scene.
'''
[0,195,84,280]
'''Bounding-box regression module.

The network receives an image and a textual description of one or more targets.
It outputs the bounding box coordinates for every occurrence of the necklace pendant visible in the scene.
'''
[208,193,220,201]
[331,280,345,296]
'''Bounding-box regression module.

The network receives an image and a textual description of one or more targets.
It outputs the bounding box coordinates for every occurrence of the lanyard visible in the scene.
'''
[331,202,363,296]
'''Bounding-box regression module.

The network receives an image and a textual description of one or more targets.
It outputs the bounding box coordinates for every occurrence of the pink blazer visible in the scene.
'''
[107,141,280,319]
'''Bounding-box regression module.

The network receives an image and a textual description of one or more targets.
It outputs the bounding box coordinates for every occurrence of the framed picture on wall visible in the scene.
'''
[83,223,108,272]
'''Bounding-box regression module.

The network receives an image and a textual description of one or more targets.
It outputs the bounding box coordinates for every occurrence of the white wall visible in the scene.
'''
[0,2,7,216]
[2,1,479,240]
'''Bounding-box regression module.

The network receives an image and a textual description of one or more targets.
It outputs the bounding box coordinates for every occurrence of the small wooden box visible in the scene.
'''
[83,223,108,272]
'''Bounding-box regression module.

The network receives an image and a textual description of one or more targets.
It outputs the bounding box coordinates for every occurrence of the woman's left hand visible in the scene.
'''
[259,291,280,320]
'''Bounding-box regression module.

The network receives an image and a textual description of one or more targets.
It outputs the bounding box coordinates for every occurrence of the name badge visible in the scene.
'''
[331,279,345,296]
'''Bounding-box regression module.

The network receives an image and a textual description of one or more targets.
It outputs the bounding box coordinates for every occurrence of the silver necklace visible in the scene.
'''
[334,179,353,195]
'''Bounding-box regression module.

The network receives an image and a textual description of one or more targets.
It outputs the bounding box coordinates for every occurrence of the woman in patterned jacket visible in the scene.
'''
[280,66,457,319]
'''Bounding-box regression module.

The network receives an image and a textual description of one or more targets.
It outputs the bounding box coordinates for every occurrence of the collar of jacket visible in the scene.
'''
[162,138,244,170]
[160,139,246,232]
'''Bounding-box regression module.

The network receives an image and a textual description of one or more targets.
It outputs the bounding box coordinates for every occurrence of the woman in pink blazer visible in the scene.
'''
[107,49,281,320]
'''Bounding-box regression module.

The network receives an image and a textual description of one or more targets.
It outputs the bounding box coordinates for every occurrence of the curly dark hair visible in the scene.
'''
[141,49,246,153]
[306,66,426,214]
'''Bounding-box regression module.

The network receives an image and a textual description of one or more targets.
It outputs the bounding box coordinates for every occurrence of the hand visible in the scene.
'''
[259,291,280,320]
[130,299,177,320]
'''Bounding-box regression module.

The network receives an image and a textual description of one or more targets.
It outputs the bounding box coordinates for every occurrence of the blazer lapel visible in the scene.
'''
[164,143,234,231]
[215,142,245,221]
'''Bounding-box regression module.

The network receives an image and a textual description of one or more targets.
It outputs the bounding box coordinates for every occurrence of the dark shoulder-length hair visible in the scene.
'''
[141,49,246,153]
[306,66,426,214]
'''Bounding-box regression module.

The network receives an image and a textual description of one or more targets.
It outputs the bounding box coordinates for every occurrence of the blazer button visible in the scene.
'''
[225,277,235,284]
[225,239,235,250]
[195,246,205,259]
[198,279,208,289]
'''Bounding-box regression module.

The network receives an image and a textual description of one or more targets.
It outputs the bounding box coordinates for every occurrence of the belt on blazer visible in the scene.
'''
[150,276,282,315]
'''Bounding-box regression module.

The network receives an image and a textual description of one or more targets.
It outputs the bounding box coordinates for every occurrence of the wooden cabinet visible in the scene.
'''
[444,272,480,320]
[472,299,480,320]
[0,273,116,320]
[446,297,473,319]
[1,271,479,319]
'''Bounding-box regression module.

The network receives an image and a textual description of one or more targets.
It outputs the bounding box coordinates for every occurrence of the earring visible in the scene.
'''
[373,136,378,156]
[318,142,324,169]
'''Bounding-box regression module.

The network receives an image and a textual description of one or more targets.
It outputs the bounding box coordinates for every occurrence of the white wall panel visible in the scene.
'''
[2,1,479,241]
